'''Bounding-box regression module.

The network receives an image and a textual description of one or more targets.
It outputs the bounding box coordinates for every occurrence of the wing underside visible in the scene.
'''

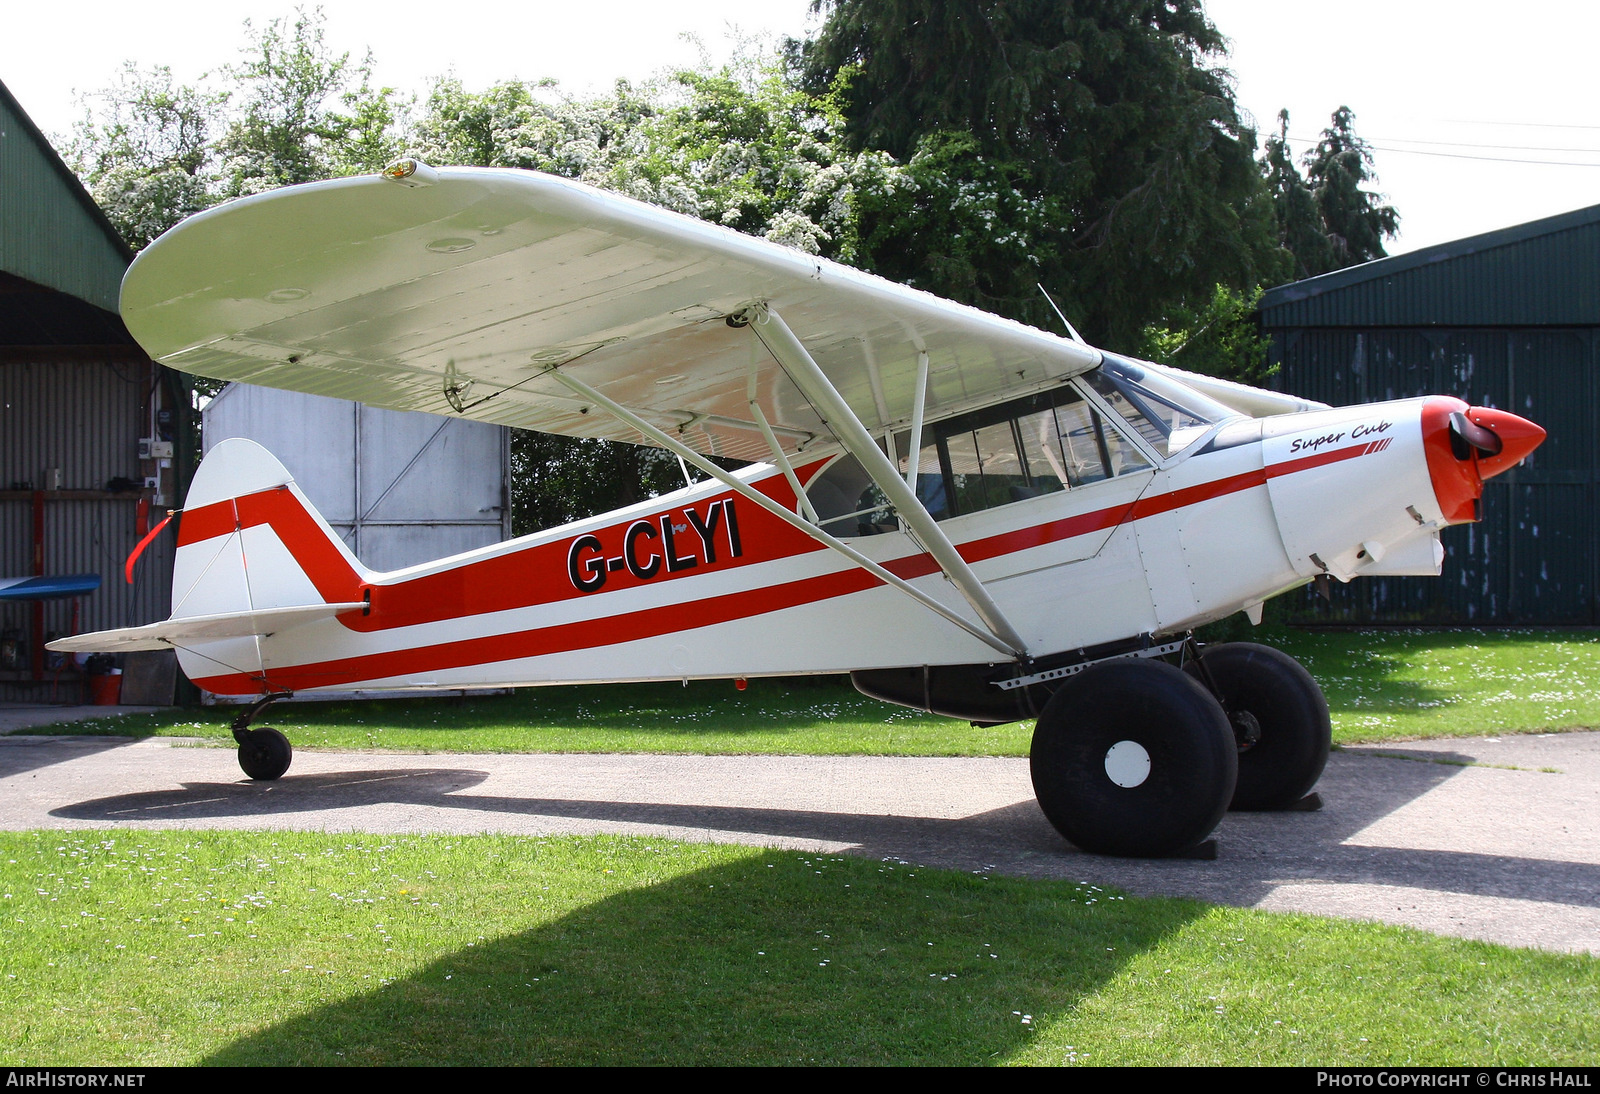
[123,168,1103,462]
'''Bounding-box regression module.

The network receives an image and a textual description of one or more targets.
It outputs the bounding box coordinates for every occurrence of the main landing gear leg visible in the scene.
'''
[231,691,295,781]
[1183,640,1330,811]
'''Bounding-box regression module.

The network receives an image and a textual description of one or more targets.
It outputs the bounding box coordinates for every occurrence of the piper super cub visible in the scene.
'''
[51,161,1545,858]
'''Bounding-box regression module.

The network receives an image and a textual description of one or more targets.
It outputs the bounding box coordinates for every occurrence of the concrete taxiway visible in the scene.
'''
[2,722,1596,955]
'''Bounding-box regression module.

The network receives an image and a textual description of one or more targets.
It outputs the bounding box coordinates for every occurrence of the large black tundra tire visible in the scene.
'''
[1184,642,1331,811]
[1030,658,1237,857]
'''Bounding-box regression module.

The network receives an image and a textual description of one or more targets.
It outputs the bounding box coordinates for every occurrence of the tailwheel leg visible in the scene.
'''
[231,691,295,781]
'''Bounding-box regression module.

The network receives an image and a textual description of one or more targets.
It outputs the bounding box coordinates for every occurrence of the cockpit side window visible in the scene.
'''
[802,373,1177,531]
[920,383,1147,519]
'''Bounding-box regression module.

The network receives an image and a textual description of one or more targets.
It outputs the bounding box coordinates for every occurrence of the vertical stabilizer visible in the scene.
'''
[168,439,369,687]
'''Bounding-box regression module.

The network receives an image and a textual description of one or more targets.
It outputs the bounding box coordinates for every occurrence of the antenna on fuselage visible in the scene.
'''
[1037,284,1087,345]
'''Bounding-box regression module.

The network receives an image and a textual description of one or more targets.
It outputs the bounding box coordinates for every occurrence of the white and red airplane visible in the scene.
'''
[50,161,1544,857]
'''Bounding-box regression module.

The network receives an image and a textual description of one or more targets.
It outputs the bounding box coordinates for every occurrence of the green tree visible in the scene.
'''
[66,64,220,251]
[1304,105,1399,270]
[412,76,637,178]
[511,434,688,536]
[414,50,904,263]
[799,0,1283,348]
[68,7,407,241]
[214,8,408,196]
[414,76,685,530]
[849,130,1064,312]
[1136,284,1271,385]
[414,54,909,527]
[1262,110,1334,280]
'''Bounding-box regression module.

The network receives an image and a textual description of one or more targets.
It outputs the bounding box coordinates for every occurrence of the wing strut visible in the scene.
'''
[747,306,1031,659]
[746,364,820,524]
[545,368,1022,660]
[904,350,930,488]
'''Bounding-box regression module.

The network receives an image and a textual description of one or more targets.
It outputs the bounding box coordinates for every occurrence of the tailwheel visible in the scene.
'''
[1184,642,1331,811]
[238,726,293,781]
[1030,658,1236,858]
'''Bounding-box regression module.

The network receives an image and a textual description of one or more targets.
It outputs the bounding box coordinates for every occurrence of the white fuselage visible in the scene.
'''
[171,392,1454,697]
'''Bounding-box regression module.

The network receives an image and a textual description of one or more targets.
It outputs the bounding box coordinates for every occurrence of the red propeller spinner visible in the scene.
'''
[1422,398,1546,523]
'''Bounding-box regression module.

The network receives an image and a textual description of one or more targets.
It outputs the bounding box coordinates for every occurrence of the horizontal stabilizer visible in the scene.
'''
[46,602,366,654]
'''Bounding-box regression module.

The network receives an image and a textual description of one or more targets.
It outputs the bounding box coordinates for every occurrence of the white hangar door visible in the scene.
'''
[202,385,511,572]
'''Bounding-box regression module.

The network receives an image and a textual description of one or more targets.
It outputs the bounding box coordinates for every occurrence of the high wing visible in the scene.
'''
[121,165,1103,462]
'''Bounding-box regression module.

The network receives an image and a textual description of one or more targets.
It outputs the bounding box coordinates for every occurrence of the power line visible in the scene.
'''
[1284,134,1600,168]
[1366,145,1600,168]
[1377,136,1598,155]
[1443,119,1600,131]
[1287,132,1600,155]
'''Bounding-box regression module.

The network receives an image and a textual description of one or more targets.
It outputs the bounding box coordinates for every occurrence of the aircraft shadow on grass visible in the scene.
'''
[198,851,1207,1066]
[47,748,1600,914]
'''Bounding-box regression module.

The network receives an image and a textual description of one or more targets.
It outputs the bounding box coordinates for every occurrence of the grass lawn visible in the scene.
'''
[2,829,1594,1067]
[1281,628,1600,744]
[24,628,1600,753]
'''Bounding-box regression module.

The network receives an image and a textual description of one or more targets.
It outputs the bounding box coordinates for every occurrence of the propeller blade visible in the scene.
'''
[1449,411,1503,460]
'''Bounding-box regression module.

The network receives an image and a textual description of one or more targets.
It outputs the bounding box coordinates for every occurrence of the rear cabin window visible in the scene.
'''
[806,450,897,539]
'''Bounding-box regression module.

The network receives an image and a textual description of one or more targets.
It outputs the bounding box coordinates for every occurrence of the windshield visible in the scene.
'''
[1084,356,1236,458]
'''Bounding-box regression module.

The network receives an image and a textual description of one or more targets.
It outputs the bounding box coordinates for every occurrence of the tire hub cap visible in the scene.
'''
[1103,740,1152,788]
[1230,710,1262,751]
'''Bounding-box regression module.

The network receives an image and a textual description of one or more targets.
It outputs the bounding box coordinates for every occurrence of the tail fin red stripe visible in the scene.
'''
[176,485,364,606]
[175,497,242,547]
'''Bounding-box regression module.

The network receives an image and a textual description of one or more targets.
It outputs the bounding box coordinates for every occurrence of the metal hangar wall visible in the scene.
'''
[202,384,512,574]
[1260,204,1600,624]
[0,79,190,700]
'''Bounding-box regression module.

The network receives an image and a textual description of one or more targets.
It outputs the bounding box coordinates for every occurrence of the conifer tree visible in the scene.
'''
[1304,105,1400,269]
[1262,110,1334,279]
[799,0,1283,347]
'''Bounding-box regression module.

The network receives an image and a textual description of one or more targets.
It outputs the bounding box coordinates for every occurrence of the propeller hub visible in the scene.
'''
[1465,406,1546,480]
[1422,397,1546,523]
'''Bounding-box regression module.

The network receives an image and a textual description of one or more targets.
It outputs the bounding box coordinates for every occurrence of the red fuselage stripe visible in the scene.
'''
[194,564,885,692]
[188,440,1378,691]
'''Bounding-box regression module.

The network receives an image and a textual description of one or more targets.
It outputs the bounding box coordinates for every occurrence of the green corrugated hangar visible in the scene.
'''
[1261,204,1600,625]
[1,78,191,702]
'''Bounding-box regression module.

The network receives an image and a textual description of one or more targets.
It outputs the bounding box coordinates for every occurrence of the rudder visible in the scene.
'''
[169,439,369,688]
